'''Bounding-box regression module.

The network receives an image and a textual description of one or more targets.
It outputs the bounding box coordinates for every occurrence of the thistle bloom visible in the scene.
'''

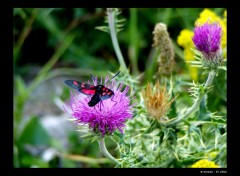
[142,81,174,122]
[64,76,133,137]
[192,22,223,65]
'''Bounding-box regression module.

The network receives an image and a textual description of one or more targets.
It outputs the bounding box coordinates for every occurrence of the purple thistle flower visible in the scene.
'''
[64,76,133,137]
[192,22,222,61]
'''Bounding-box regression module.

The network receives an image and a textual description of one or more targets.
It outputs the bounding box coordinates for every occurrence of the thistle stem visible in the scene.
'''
[107,8,128,72]
[98,138,120,165]
[163,70,216,126]
[129,8,140,75]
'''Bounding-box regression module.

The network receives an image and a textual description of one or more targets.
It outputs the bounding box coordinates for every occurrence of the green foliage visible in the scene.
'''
[18,116,51,147]
[14,8,226,168]
[16,116,51,167]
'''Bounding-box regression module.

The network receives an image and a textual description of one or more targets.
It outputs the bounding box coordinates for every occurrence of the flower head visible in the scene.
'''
[152,23,174,76]
[177,9,226,79]
[192,22,223,65]
[64,75,133,137]
[191,159,220,168]
[195,9,227,55]
[142,81,174,121]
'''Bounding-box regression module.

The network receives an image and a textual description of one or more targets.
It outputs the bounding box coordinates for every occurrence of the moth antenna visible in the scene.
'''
[104,71,121,85]
[90,74,101,85]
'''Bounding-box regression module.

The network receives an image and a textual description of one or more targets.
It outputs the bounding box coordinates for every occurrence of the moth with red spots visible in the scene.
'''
[64,71,120,108]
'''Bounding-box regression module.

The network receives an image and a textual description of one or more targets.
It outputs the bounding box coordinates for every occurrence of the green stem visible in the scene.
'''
[61,153,110,164]
[107,8,128,72]
[204,70,216,87]
[98,138,120,165]
[129,8,139,75]
[163,70,216,126]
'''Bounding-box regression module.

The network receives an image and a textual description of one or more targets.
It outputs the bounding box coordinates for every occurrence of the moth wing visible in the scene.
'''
[80,87,96,95]
[64,80,96,95]
[100,88,114,100]
[64,80,81,89]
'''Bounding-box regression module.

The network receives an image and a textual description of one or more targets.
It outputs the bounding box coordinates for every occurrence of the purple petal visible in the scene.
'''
[64,76,133,137]
[192,22,222,60]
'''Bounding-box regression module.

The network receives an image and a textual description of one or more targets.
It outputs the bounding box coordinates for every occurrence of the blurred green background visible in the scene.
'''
[13,8,226,168]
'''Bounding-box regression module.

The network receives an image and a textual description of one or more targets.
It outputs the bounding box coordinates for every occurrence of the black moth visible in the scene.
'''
[64,71,120,108]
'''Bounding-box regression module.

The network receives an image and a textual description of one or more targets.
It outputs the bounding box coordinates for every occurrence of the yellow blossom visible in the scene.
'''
[191,159,220,168]
[195,8,223,25]
[177,29,198,81]
[177,29,194,48]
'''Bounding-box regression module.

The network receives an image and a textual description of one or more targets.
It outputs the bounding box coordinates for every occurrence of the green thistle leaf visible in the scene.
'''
[211,115,226,124]
[95,26,110,33]
[197,96,211,121]
[189,125,206,149]
[95,8,126,35]
[90,136,99,143]
[218,66,226,70]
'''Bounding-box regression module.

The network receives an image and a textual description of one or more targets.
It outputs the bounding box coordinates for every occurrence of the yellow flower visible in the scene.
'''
[177,29,198,81]
[142,81,174,121]
[177,29,194,48]
[195,8,222,25]
[191,159,220,168]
